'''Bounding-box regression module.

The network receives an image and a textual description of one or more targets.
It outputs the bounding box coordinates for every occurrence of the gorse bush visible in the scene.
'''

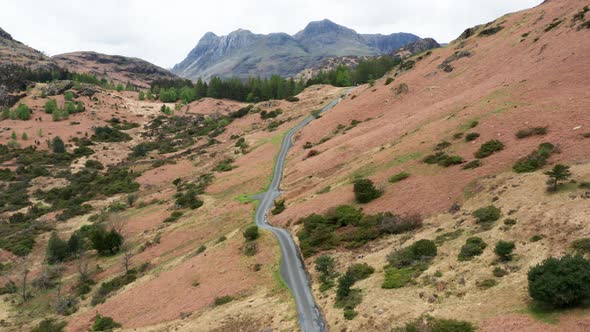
[513,142,555,173]
[243,225,259,241]
[458,237,487,261]
[473,205,501,225]
[571,238,590,255]
[465,132,480,142]
[297,208,421,257]
[353,179,381,203]
[516,127,548,139]
[398,315,475,332]
[474,140,504,158]
[494,241,516,261]
[528,255,590,307]
[92,314,121,331]
[423,152,464,167]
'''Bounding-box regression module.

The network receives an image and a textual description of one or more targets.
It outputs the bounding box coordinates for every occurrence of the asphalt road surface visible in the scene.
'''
[254,91,351,332]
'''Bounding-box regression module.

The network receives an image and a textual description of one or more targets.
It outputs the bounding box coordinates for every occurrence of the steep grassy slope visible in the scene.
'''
[267,0,590,330]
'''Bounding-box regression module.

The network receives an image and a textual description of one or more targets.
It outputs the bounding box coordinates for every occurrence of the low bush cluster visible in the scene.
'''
[513,142,555,173]
[458,237,487,261]
[297,207,422,257]
[474,140,504,158]
[423,152,464,167]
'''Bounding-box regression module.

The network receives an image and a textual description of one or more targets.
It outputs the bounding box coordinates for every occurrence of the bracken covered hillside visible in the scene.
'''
[266,0,590,330]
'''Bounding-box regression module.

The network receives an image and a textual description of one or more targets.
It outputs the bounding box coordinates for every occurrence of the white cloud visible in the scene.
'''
[1,0,541,68]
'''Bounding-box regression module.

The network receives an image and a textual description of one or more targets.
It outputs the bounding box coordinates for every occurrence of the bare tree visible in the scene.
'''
[121,244,133,274]
[77,251,90,280]
[108,214,125,234]
[19,258,30,302]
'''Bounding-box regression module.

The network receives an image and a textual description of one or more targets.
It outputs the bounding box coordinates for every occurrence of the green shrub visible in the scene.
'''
[92,126,131,142]
[382,267,414,289]
[46,232,69,264]
[473,205,501,225]
[400,315,475,332]
[271,199,286,215]
[91,271,137,305]
[545,19,563,32]
[343,309,357,320]
[32,318,67,332]
[434,140,451,151]
[571,238,590,255]
[243,225,259,241]
[477,278,498,289]
[474,140,504,158]
[353,179,381,203]
[513,143,555,173]
[458,237,487,261]
[503,218,517,226]
[214,159,235,172]
[164,211,183,223]
[388,239,437,269]
[464,132,480,142]
[493,266,509,277]
[315,255,336,289]
[462,160,481,169]
[389,171,410,183]
[479,26,504,36]
[494,241,516,261]
[423,152,463,167]
[44,99,58,114]
[64,91,74,101]
[13,103,31,120]
[174,189,203,209]
[516,127,548,139]
[195,245,206,255]
[52,136,66,153]
[385,77,394,85]
[89,226,123,256]
[214,295,234,305]
[347,263,375,281]
[332,205,363,226]
[528,255,590,307]
[530,234,545,242]
[91,314,121,331]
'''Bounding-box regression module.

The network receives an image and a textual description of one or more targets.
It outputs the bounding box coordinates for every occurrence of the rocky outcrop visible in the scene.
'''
[44,80,73,96]
[172,19,421,81]
[392,38,440,58]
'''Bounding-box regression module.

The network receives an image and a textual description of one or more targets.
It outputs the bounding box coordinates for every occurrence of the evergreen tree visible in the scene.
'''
[46,232,68,264]
[52,136,66,153]
[545,164,572,191]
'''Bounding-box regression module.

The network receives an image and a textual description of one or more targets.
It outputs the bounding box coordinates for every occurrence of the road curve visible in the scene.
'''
[254,91,351,332]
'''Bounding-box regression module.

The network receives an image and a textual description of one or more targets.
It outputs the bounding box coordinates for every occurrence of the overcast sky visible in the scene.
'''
[2,0,541,69]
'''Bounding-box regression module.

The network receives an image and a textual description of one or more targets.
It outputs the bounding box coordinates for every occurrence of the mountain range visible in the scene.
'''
[172,19,421,80]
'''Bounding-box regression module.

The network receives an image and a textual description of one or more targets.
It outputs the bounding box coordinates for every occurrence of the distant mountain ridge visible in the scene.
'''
[172,19,421,81]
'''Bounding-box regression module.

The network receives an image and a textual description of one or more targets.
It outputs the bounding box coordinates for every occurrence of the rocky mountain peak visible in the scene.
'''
[0,27,13,41]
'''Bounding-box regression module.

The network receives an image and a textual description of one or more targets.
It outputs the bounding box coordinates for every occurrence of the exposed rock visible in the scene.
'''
[75,83,99,97]
[45,80,73,96]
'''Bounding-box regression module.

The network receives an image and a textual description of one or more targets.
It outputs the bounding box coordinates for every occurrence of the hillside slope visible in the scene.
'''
[172,19,420,80]
[266,0,590,330]
[52,51,179,88]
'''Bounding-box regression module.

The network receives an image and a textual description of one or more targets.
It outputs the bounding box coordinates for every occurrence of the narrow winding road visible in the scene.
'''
[254,91,350,332]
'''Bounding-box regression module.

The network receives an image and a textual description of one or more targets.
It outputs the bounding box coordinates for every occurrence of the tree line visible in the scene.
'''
[305,56,402,87]
[150,75,306,104]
